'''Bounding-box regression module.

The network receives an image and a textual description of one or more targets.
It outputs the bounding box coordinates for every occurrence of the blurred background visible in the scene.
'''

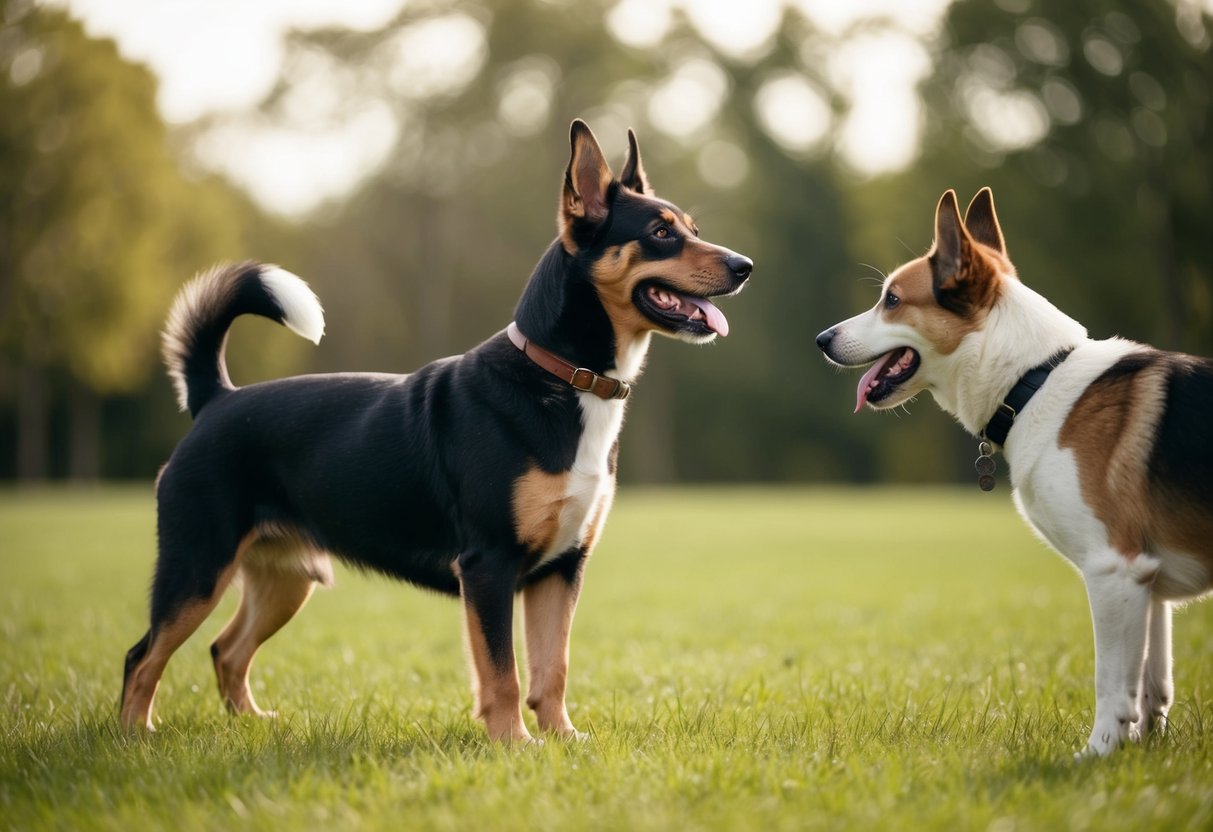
[1,0,1210,485]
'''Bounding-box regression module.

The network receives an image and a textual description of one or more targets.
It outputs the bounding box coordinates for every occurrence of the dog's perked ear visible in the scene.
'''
[560,120,615,251]
[963,187,1006,255]
[618,128,651,195]
[930,189,998,315]
[931,189,965,277]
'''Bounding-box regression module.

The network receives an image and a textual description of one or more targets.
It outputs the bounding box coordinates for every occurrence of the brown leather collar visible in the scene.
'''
[506,322,631,401]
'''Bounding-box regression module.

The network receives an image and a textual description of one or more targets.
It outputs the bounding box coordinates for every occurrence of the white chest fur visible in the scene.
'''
[530,393,624,567]
[526,334,645,568]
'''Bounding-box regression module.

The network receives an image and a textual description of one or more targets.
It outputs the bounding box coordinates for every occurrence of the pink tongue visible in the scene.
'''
[854,350,899,413]
[686,296,729,337]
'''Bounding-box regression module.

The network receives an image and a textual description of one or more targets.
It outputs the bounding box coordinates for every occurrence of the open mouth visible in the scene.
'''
[854,347,920,412]
[634,281,731,337]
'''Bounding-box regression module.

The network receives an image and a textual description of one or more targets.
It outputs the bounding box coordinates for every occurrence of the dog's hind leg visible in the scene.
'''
[522,553,587,738]
[120,557,240,731]
[1080,550,1157,756]
[211,546,328,717]
[1140,597,1173,735]
[456,549,532,743]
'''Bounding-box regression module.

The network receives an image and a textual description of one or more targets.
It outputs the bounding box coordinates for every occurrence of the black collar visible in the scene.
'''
[982,348,1075,446]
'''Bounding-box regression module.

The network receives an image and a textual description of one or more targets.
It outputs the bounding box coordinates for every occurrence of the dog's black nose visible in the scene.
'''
[726,254,753,281]
[815,329,834,351]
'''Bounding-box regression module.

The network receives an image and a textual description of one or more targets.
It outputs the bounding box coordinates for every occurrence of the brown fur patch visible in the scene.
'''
[884,256,998,356]
[932,238,1005,316]
[1060,360,1164,556]
[1060,355,1213,569]
[513,466,569,556]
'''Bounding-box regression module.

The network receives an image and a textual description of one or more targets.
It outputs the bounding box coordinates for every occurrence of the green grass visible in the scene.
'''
[2,486,1212,831]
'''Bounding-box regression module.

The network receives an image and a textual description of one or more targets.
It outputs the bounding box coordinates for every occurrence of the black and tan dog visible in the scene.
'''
[120,120,752,742]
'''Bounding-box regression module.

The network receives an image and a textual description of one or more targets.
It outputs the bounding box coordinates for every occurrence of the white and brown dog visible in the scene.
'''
[817,187,1212,756]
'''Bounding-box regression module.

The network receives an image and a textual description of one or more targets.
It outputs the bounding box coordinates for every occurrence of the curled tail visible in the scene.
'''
[163,262,325,417]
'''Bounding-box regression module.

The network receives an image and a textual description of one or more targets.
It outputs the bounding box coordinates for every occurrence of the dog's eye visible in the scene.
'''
[884,291,900,309]
[653,225,671,239]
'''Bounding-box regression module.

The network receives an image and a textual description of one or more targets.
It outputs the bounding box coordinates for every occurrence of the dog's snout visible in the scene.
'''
[815,328,835,352]
[725,253,753,281]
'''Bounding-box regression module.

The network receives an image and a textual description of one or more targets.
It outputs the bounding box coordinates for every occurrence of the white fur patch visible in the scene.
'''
[260,266,325,345]
[614,332,652,382]
[530,393,624,569]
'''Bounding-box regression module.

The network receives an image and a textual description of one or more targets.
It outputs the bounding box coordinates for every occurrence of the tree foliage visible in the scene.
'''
[0,2,275,477]
[2,0,1210,482]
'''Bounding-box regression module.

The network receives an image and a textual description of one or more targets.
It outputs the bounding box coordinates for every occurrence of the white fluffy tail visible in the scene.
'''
[258,266,325,345]
[162,262,325,416]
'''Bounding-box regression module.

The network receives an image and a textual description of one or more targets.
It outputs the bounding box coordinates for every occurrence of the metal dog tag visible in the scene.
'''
[975,440,996,492]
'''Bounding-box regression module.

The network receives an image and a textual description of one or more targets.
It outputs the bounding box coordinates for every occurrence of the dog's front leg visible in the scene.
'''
[523,555,587,738]
[457,549,533,743]
[1080,551,1157,756]
[1140,597,1173,735]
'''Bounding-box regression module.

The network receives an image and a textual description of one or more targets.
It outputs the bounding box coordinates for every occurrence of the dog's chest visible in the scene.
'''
[529,395,622,567]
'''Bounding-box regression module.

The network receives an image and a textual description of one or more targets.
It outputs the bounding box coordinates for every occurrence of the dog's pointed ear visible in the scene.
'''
[560,120,614,247]
[932,189,965,278]
[930,189,995,313]
[619,128,651,195]
[963,187,1006,255]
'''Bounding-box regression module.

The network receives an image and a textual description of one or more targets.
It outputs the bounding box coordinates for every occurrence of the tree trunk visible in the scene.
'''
[68,379,101,482]
[16,362,48,482]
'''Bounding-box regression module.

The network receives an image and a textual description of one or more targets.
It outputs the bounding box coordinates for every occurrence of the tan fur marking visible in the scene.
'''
[885,255,1000,355]
[591,242,651,346]
[513,466,569,555]
[120,561,240,731]
[1060,361,1213,567]
[462,604,531,742]
[523,574,581,735]
[211,555,317,717]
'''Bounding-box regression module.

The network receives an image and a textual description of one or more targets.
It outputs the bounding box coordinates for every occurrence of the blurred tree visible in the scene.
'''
[0,2,260,480]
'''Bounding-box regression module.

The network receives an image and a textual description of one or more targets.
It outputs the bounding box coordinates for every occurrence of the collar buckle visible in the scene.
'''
[569,368,597,393]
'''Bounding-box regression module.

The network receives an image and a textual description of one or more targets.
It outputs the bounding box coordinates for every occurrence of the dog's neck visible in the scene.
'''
[933,279,1088,437]
[514,238,650,382]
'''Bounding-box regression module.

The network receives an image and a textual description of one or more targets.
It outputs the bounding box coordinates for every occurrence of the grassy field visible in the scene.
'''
[1,485,1211,831]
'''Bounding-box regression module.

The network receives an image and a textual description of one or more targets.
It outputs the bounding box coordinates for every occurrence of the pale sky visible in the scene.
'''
[58,0,955,217]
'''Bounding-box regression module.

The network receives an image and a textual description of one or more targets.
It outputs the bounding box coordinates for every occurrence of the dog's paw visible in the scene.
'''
[1080,719,1138,758]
